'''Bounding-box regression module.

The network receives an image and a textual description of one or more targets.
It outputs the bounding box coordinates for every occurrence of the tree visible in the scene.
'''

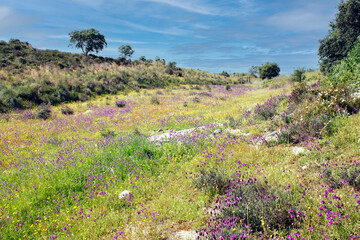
[220,71,230,77]
[68,28,107,55]
[291,67,306,82]
[248,66,259,77]
[119,45,134,59]
[258,62,280,79]
[319,0,360,73]
[139,56,146,63]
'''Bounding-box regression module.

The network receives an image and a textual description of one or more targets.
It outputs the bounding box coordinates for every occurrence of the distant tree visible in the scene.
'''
[248,66,259,77]
[291,67,306,82]
[258,62,280,79]
[139,56,146,63]
[68,28,107,55]
[319,0,360,73]
[220,71,230,77]
[119,45,134,59]
[165,61,177,75]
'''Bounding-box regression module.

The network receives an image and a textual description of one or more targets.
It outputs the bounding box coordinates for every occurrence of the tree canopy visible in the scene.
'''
[119,45,134,59]
[318,0,360,73]
[258,62,280,80]
[68,28,107,55]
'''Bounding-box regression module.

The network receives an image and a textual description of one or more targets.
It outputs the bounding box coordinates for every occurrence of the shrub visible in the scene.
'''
[101,129,116,138]
[327,39,360,88]
[36,104,52,120]
[254,95,286,120]
[60,106,74,115]
[291,68,306,82]
[321,160,360,190]
[221,178,303,232]
[220,71,230,77]
[225,84,232,91]
[151,95,160,105]
[193,168,228,197]
[115,100,126,108]
[198,177,304,238]
[193,97,200,103]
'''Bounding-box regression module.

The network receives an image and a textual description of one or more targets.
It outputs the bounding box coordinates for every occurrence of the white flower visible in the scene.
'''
[119,190,130,199]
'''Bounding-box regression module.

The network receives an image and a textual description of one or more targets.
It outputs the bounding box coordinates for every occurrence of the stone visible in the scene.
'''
[84,110,93,114]
[213,129,222,135]
[292,147,306,155]
[119,190,130,199]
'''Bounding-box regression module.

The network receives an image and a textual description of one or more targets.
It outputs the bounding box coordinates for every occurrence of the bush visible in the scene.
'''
[321,160,360,190]
[292,68,306,82]
[60,106,74,115]
[36,104,52,120]
[221,178,303,232]
[193,97,200,103]
[151,95,160,105]
[198,176,304,238]
[193,168,228,197]
[115,100,126,108]
[220,71,230,77]
[254,95,286,120]
[225,85,232,91]
[327,39,360,88]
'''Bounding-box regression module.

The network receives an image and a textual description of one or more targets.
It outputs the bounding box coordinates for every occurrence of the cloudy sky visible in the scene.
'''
[0,0,341,75]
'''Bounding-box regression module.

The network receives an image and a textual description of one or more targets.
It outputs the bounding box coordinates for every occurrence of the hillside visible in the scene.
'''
[0,39,251,114]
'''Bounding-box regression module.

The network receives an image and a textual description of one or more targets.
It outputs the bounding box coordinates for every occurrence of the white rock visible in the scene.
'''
[302,165,308,170]
[292,147,305,155]
[119,190,130,199]
[84,110,93,114]
[173,230,198,240]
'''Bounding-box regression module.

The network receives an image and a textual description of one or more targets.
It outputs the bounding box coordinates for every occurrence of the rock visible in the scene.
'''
[302,165,308,170]
[158,128,163,132]
[84,110,93,114]
[213,129,222,135]
[264,130,280,142]
[119,190,130,199]
[172,230,198,240]
[225,129,245,136]
[292,147,306,155]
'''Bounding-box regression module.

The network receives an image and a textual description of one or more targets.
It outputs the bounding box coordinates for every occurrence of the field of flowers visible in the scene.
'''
[1,77,360,239]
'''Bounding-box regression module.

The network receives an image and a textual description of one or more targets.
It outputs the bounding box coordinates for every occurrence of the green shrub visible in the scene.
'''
[36,104,52,120]
[60,106,74,115]
[291,68,306,82]
[193,168,228,197]
[225,84,232,91]
[327,39,360,89]
[221,178,304,232]
[115,100,126,108]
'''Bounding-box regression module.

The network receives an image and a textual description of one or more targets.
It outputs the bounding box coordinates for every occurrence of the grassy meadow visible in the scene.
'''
[1,63,360,240]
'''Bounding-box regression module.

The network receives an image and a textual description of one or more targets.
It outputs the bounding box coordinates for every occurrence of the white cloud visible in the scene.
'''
[48,34,68,39]
[118,19,189,36]
[107,39,148,44]
[138,0,220,15]
[0,6,38,32]
[265,3,337,32]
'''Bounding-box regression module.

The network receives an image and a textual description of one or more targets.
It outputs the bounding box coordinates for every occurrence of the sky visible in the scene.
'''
[0,0,341,75]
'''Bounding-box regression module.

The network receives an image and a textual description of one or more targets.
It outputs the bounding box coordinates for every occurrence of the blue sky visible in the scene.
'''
[0,0,341,75]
